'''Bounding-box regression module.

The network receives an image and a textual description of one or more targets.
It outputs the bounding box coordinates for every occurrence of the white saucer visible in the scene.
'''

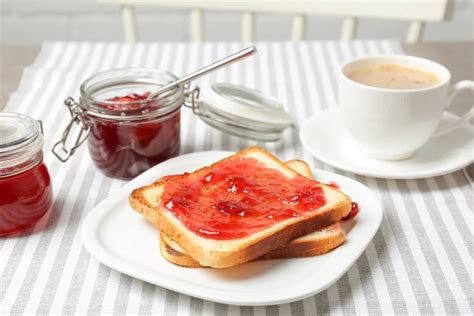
[82,151,383,306]
[300,109,473,179]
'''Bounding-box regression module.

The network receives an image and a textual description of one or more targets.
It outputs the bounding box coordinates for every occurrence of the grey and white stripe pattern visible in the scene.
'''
[1,41,472,315]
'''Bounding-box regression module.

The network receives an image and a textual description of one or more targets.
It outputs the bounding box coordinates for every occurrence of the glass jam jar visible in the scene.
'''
[53,69,184,179]
[0,113,53,236]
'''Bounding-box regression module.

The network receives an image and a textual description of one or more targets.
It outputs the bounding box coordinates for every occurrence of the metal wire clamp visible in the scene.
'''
[52,97,91,162]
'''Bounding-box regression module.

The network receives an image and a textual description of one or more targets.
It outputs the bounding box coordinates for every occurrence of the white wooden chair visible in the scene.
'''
[98,0,454,43]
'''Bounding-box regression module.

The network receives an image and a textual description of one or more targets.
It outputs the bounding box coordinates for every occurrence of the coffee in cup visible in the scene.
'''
[339,55,474,161]
[346,63,440,90]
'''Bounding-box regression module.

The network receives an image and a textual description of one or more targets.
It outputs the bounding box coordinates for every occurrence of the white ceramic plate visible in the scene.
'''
[300,109,474,179]
[82,151,383,306]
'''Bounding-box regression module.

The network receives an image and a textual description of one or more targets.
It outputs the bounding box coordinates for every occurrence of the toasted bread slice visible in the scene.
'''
[159,160,345,267]
[129,147,351,268]
[161,222,345,267]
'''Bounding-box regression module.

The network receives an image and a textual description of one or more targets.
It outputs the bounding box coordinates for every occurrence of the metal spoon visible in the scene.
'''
[147,46,257,100]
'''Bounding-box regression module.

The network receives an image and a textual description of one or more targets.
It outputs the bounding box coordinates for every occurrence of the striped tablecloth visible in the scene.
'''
[1,41,472,315]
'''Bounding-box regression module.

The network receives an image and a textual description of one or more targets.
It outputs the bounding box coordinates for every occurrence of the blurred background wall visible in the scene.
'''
[0,0,473,45]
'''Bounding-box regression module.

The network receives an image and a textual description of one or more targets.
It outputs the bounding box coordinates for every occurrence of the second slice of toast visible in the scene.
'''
[161,222,345,267]
[129,147,351,268]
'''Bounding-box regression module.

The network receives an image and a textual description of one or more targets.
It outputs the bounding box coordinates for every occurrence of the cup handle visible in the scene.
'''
[432,80,474,137]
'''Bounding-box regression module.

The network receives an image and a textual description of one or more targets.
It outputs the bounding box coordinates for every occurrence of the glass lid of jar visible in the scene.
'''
[0,112,43,170]
[189,83,295,142]
[0,112,41,150]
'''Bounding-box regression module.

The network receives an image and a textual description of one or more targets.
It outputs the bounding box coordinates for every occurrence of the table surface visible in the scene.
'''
[1,41,473,315]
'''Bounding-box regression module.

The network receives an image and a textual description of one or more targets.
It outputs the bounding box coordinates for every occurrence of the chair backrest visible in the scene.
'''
[98,0,454,43]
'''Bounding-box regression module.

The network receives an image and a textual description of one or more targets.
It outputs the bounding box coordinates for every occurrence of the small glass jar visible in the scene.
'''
[54,69,295,179]
[54,69,184,179]
[0,113,53,236]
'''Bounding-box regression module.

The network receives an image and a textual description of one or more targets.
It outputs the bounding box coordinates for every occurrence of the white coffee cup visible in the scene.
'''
[339,55,474,161]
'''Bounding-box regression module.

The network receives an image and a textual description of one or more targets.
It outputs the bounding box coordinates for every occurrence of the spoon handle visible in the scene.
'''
[148,46,257,99]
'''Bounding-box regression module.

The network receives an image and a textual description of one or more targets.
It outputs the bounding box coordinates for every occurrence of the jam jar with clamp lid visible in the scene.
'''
[53,68,184,179]
[0,112,53,236]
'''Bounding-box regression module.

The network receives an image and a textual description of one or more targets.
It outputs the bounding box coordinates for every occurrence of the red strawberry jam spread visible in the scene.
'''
[87,92,180,179]
[161,157,327,240]
[343,202,360,220]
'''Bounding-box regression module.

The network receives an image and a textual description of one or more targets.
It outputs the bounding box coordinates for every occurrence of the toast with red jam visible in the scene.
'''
[129,147,351,268]
[159,160,346,267]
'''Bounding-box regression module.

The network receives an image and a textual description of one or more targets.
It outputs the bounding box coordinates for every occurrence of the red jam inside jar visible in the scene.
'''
[0,113,53,236]
[79,69,184,179]
[161,156,327,240]
[87,92,180,179]
[0,162,52,236]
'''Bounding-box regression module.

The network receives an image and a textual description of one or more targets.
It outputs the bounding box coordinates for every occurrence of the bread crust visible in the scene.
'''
[159,235,203,268]
[259,226,345,259]
[284,159,313,178]
[129,147,352,268]
[160,223,345,267]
